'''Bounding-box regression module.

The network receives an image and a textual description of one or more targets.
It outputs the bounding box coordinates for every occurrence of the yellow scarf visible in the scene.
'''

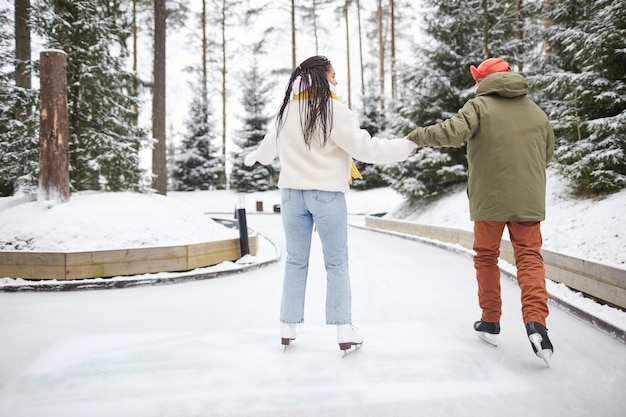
[292,90,339,100]
[349,161,362,183]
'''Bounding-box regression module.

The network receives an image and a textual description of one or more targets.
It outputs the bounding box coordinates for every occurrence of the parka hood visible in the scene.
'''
[476,72,528,99]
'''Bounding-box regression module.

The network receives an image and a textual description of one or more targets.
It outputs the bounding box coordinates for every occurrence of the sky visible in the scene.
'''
[0,172,625,416]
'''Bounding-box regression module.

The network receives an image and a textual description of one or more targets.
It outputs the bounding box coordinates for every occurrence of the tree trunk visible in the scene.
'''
[291,0,296,68]
[220,2,227,157]
[312,1,319,54]
[39,50,70,203]
[377,0,384,109]
[202,0,207,89]
[356,0,365,96]
[543,0,552,57]
[344,1,351,108]
[132,0,138,122]
[390,0,396,99]
[516,0,524,71]
[482,0,489,57]
[15,0,31,90]
[152,0,167,195]
[202,0,209,134]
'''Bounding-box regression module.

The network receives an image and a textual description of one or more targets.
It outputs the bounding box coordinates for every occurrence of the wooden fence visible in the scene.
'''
[0,229,257,281]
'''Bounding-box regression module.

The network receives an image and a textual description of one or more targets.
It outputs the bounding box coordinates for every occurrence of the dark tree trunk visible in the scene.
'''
[15,0,31,90]
[390,0,396,99]
[152,0,167,195]
[39,50,70,203]
[15,0,32,126]
[377,0,384,109]
[344,1,351,108]
[356,0,365,96]
[291,0,296,69]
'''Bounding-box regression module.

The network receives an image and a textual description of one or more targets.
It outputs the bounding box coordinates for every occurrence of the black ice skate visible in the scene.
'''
[474,320,500,347]
[526,321,553,367]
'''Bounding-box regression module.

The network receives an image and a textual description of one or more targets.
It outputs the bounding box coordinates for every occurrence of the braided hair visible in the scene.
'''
[275,55,334,149]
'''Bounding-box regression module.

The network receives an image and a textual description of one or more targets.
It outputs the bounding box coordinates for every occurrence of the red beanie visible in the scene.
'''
[470,58,511,80]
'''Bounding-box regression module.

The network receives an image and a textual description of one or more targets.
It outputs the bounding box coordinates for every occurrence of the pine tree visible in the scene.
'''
[172,77,224,191]
[384,0,526,200]
[354,0,426,192]
[533,0,626,195]
[33,0,147,192]
[229,52,277,193]
[383,0,478,199]
[0,5,39,196]
[351,85,390,190]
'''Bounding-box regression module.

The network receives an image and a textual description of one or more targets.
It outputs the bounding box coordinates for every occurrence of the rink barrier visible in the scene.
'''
[0,218,257,281]
[364,214,626,311]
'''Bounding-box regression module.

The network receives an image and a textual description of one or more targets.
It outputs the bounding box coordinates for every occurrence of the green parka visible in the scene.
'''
[407,72,555,222]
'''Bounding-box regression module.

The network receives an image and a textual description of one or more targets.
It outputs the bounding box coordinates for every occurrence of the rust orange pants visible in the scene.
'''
[473,221,549,326]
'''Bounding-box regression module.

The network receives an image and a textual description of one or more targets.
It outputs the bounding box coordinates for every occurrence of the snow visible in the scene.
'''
[1,170,625,416]
[385,168,626,268]
[0,191,238,252]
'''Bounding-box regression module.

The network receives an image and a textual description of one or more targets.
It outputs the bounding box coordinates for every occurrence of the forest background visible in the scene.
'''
[1,0,624,202]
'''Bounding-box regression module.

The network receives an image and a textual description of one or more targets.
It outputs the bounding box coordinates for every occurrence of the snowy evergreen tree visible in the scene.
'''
[165,125,179,191]
[351,83,389,190]
[347,1,419,191]
[0,6,39,196]
[382,147,468,202]
[383,1,479,199]
[33,0,147,191]
[229,52,277,193]
[532,0,626,195]
[172,77,224,191]
[384,0,530,200]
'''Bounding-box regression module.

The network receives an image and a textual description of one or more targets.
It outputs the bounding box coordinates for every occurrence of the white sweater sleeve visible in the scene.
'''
[248,125,279,166]
[330,101,416,163]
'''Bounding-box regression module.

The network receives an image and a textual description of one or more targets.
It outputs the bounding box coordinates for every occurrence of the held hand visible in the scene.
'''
[395,136,418,154]
[404,135,418,154]
[244,151,256,167]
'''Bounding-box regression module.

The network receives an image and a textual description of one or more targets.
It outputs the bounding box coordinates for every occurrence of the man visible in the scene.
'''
[406,58,555,365]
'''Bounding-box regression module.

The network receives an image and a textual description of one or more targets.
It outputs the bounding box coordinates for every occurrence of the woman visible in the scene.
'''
[245,55,415,351]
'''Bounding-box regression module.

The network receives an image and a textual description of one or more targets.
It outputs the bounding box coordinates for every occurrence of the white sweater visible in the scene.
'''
[246,91,416,193]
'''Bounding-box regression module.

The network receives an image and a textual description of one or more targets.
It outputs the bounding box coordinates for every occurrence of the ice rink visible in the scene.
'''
[0,214,624,417]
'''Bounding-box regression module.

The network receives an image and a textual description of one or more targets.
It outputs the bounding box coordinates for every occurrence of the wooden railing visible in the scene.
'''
[364,214,626,311]
[0,219,257,281]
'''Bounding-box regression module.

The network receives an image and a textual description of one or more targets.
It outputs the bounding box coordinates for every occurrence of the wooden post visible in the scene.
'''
[39,49,70,203]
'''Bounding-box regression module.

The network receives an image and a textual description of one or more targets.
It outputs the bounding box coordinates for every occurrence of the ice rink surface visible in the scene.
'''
[1,215,624,417]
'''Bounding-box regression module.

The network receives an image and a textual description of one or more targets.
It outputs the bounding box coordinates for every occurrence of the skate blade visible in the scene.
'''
[341,343,363,358]
[339,341,363,350]
[339,342,363,358]
[281,338,295,353]
[476,331,498,347]
[529,333,552,368]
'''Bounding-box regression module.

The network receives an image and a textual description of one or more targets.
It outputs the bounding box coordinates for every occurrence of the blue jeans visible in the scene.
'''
[280,188,352,325]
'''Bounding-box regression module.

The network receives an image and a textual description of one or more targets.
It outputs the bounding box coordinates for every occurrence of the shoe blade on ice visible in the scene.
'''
[529,333,551,367]
[476,331,498,347]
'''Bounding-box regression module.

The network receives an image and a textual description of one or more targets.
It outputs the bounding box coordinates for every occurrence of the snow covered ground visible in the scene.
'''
[384,168,626,269]
[0,170,625,416]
